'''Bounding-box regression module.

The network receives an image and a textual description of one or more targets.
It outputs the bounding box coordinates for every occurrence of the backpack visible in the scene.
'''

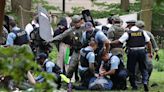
[43,61,62,74]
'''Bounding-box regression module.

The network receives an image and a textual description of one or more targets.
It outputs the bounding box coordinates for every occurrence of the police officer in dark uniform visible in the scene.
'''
[6,20,29,46]
[111,24,152,91]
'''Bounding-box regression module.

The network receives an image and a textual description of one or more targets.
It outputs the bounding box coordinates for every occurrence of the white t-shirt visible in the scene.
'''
[119,26,150,43]
[25,20,39,36]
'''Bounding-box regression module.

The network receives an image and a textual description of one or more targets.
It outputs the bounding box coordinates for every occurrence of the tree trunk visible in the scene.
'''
[0,0,6,44]
[11,0,32,28]
[140,0,153,31]
[11,0,19,13]
[121,0,129,12]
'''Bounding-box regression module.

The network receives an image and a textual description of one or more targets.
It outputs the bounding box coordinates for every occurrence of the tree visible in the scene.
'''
[121,0,129,12]
[11,0,32,28]
[140,0,153,31]
[0,0,6,44]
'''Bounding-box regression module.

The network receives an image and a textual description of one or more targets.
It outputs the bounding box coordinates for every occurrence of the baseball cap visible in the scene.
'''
[112,15,121,22]
[85,22,93,30]
[135,20,145,28]
[36,53,48,60]
[71,15,82,23]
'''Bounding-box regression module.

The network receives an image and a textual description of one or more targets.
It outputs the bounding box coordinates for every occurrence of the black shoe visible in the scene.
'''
[144,84,149,92]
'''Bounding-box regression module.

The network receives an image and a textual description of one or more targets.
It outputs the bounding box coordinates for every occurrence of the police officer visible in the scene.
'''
[81,22,110,72]
[108,15,125,57]
[50,15,84,81]
[54,17,71,74]
[35,53,62,89]
[6,20,29,46]
[77,40,97,89]
[125,20,136,31]
[99,51,127,90]
[81,22,94,47]
[135,20,159,83]
[111,24,152,91]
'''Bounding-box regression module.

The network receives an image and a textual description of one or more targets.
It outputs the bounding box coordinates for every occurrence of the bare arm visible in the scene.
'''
[147,41,153,58]
[89,63,95,74]
[110,40,121,45]
[100,69,116,76]
[104,39,110,52]
[27,71,36,85]
[104,69,116,75]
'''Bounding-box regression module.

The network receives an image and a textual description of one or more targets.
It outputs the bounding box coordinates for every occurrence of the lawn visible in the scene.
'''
[73,49,164,92]
[49,47,164,92]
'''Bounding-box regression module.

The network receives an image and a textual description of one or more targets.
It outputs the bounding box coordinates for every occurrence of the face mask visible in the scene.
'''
[86,31,93,40]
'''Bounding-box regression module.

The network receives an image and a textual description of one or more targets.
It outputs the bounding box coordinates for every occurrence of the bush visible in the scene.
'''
[0,45,58,91]
[153,49,164,72]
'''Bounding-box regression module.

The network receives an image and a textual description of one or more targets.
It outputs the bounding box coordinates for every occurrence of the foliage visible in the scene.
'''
[152,3,164,30]
[32,0,61,11]
[0,45,35,83]
[49,44,58,62]
[0,45,58,91]
[153,49,164,72]
[71,7,85,15]
[89,0,164,30]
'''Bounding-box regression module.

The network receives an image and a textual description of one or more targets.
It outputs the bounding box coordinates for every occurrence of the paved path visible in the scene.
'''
[48,0,136,13]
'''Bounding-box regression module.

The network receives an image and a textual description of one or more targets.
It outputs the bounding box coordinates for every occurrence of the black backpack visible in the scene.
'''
[43,61,62,74]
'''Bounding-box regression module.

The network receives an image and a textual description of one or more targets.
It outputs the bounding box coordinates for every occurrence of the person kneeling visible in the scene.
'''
[27,53,68,89]
[99,51,128,90]
[75,40,97,90]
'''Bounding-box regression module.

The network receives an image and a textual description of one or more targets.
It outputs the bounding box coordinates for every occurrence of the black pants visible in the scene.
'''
[79,69,94,87]
[127,49,148,88]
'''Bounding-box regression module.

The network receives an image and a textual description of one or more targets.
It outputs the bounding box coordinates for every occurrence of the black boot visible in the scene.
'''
[144,84,149,92]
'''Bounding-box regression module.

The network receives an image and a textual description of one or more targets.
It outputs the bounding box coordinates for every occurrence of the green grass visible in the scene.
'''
[153,49,164,71]
[49,47,164,92]
[149,70,164,92]
[74,70,164,92]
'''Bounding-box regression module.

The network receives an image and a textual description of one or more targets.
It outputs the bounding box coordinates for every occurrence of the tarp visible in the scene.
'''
[38,5,53,42]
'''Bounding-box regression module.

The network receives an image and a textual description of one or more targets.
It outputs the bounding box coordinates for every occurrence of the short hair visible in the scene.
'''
[101,49,108,58]
[89,38,97,46]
